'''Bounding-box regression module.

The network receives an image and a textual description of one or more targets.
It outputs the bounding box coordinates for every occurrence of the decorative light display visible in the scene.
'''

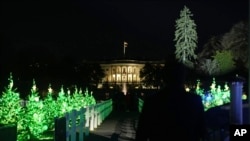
[65,88,73,112]
[0,74,98,140]
[22,79,47,140]
[194,77,246,111]
[83,88,96,106]
[56,85,70,117]
[195,79,204,97]
[0,73,22,124]
[71,86,85,110]
[0,73,26,141]
[43,84,58,130]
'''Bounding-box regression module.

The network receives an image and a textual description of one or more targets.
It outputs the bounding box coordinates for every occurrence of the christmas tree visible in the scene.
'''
[43,84,57,130]
[0,73,22,124]
[24,79,47,139]
[71,86,85,110]
[56,85,69,117]
[66,88,73,112]
[84,88,96,106]
[174,5,198,67]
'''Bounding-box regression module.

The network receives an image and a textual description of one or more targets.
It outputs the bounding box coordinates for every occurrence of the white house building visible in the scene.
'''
[98,59,165,94]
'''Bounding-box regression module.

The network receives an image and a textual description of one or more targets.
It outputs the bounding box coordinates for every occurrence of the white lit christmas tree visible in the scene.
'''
[174,5,198,66]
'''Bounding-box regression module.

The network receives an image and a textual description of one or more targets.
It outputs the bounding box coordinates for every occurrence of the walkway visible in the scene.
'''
[85,110,139,141]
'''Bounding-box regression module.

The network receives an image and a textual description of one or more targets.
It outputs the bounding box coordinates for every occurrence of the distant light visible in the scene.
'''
[185,87,190,92]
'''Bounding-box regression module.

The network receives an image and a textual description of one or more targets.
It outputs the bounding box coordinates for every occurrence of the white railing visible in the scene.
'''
[55,99,113,141]
[85,99,113,131]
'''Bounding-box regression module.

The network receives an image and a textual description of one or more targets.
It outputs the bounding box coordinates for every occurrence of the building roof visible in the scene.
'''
[97,58,165,64]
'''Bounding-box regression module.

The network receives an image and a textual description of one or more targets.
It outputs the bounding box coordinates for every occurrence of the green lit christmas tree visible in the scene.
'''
[195,79,204,97]
[0,73,99,140]
[43,84,57,130]
[65,88,73,112]
[84,88,96,106]
[56,85,69,117]
[24,79,47,139]
[0,73,22,124]
[71,86,85,110]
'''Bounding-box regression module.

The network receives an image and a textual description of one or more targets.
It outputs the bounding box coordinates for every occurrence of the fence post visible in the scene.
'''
[73,110,77,141]
[89,106,95,131]
[97,103,102,126]
[78,107,84,141]
[85,106,90,128]
[230,75,245,125]
[93,105,98,128]
[84,106,90,136]
[54,116,66,141]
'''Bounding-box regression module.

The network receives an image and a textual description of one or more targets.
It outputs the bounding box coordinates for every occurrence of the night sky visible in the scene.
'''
[1,0,249,63]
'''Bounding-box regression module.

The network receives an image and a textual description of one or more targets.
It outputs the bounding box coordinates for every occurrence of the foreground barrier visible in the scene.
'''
[55,99,113,141]
[54,107,87,141]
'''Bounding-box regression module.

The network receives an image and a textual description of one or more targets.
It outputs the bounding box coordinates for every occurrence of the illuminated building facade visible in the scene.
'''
[100,59,144,84]
[98,59,164,93]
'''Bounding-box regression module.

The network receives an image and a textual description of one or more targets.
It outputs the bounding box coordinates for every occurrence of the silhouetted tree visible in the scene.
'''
[221,20,248,70]
[140,63,164,89]
[212,50,235,75]
[196,20,248,76]
[79,62,105,89]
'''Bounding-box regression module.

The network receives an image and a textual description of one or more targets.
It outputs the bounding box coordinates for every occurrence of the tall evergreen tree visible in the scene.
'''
[174,5,198,66]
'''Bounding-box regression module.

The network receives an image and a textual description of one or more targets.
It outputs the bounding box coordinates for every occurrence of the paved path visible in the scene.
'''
[85,111,139,141]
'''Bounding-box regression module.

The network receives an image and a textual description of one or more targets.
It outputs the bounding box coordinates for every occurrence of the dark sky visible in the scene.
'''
[1,0,249,63]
